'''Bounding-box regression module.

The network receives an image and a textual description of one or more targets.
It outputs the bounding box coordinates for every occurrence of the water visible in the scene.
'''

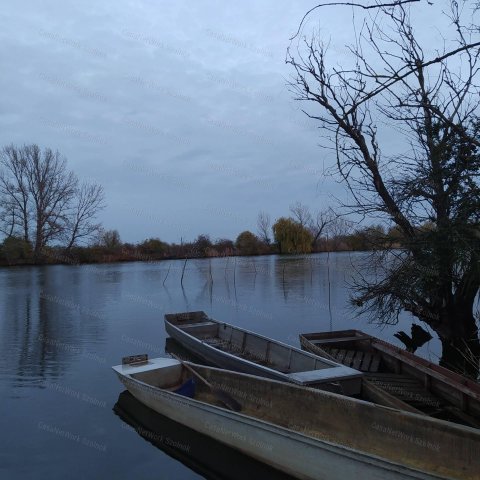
[0,253,441,479]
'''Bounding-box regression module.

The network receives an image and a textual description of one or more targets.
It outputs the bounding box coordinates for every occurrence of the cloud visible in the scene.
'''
[2,0,433,242]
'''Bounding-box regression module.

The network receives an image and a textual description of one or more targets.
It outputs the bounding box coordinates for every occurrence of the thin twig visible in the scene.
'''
[180,257,188,287]
[162,262,171,286]
[290,0,422,40]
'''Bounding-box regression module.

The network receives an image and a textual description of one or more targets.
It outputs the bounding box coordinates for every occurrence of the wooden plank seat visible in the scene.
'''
[325,347,381,373]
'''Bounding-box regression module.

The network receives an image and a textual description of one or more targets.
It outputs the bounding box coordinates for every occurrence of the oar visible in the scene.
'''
[171,354,242,412]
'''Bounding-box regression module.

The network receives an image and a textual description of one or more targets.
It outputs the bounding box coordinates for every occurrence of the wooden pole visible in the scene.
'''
[181,257,188,287]
[163,262,171,286]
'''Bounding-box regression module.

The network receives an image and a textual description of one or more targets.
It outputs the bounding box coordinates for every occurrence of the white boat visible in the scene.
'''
[113,355,480,480]
[164,311,362,395]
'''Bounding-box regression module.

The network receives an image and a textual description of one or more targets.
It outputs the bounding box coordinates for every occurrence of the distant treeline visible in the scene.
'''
[0,222,402,267]
[0,145,403,267]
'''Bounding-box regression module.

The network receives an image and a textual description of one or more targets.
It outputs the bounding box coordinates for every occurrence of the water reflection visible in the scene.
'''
[113,390,294,480]
[0,265,109,389]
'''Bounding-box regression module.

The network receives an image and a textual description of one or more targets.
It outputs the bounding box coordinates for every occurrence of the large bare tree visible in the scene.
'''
[24,145,77,257]
[0,144,105,258]
[287,1,480,376]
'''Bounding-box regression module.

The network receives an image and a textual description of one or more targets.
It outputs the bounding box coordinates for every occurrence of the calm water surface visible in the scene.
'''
[0,253,441,479]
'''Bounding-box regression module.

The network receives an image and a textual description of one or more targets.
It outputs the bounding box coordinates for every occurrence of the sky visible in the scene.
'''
[0,0,448,243]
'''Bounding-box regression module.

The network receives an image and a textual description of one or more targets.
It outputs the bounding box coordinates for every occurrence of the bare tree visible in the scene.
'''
[289,203,338,248]
[98,229,121,250]
[287,1,480,376]
[310,207,336,246]
[0,144,106,260]
[23,145,77,257]
[65,182,105,250]
[0,145,31,241]
[0,203,17,238]
[257,211,271,244]
[327,216,354,250]
[289,201,312,228]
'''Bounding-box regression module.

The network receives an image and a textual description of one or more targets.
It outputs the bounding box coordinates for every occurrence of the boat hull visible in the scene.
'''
[116,373,449,480]
[113,357,479,480]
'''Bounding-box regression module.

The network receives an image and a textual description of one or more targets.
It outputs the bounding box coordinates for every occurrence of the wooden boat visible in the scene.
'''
[299,330,480,428]
[113,355,480,480]
[114,390,294,480]
[164,311,362,395]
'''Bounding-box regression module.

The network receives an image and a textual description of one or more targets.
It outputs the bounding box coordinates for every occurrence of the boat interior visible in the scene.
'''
[301,330,480,427]
[165,312,335,375]
[127,359,478,480]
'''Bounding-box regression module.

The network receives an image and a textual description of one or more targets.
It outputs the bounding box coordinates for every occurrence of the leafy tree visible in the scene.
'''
[235,231,262,256]
[193,234,212,257]
[273,217,313,254]
[1,236,33,263]
[138,237,168,255]
[214,238,235,256]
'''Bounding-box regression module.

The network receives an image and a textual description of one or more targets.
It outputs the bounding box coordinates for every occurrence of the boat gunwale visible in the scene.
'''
[165,315,362,383]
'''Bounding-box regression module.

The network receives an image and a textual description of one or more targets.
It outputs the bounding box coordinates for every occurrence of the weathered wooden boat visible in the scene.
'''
[114,390,294,480]
[299,330,480,428]
[113,355,480,480]
[164,311,362,395]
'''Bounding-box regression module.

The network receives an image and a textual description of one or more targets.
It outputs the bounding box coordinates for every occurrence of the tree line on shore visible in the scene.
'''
[0,144,398,266]
[0,207,398,266]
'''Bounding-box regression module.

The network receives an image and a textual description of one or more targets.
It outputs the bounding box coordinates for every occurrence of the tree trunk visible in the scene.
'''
[438,310,480,379]
[34,218,44,261]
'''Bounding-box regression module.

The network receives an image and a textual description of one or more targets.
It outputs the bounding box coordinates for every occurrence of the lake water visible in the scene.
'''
[0,253,442,479]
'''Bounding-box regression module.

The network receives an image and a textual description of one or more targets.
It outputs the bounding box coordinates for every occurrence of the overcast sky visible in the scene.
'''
[0,0,444,243]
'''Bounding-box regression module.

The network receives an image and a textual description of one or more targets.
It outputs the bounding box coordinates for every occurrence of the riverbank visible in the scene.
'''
[0,243,379,268]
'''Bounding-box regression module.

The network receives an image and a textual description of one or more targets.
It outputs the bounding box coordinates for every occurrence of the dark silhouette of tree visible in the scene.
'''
[23,145,77,258]
[214,238,235,256]
[65,182,105,250]
[193,234,212,257]
[138,237,168,255]
[311,208,336,248]
[0,145,31,242]
[287,1,480,376]
[99,229,121,251]
[256,211,272,244]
